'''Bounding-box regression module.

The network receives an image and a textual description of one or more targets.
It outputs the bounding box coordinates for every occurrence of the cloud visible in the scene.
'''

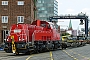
[80,8,90,16]
[59,2,63,5]
[82,8,90,12]
[66,9,75,13]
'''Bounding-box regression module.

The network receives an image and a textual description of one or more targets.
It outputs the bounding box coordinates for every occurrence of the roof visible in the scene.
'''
[68,20,73,30]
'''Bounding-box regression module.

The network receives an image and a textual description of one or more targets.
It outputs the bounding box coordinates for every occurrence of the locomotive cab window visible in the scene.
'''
[47,24,51,29]
[50,24,56,29]
[41,24,46,27]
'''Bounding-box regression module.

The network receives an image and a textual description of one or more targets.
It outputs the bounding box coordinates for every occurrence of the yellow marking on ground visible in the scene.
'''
[63,50,78,60]
[26,55,33,60]
[74,58,78,60]
[73,52,76,54]
[77,54,80,56]
[82,56,85,58]
[87,59,90,60]
[50,51,54,60]
[71,56,74,58]
[69,50,90,60]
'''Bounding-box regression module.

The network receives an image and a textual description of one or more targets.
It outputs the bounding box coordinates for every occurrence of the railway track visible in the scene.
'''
[1,44,90,60]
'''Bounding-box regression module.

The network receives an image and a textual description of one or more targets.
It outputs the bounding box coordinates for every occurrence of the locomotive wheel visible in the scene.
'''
[33,49,39,54]
[14,52,19,55]
[25,51,30,55]
[25,51,33,55]
[53,45,58,50]
[34,45,39,54]
[61,43,67,49]
[39,46,43,53]
[50,44,54,51]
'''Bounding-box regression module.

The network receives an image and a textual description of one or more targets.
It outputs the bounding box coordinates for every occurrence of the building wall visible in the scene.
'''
[72,30,77,37]
[0,0,36,44]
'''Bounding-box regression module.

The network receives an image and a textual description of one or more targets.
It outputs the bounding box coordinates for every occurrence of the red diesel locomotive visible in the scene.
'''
[4,20,66,54]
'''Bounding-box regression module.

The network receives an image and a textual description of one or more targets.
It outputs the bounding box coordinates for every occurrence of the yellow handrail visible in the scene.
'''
[11,36,16,54]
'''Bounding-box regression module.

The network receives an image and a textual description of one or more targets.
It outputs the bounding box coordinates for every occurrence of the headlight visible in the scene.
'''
[22,45,24,47]
[4,39,6,41]
[7,38,9,41]
[22,39,24,41]
[19,37,21,41]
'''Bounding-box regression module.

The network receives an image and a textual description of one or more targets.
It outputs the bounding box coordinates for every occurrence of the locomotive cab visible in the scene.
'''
[4,24,30,54]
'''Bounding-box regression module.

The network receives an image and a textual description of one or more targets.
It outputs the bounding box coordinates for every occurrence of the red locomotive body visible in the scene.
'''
[4,20,62,54]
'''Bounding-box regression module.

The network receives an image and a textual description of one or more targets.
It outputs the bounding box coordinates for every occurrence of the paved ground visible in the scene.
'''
[63,44,90,60]
[0,44,90,60]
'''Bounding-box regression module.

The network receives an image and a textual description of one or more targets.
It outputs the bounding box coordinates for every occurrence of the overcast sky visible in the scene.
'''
[56,0,90,30]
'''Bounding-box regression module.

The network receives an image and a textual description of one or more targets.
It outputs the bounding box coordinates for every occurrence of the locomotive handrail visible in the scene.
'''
[27,30,29,43]
[32,32,35,45]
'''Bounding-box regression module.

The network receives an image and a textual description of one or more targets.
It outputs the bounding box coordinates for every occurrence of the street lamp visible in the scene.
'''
[79,19,84,25]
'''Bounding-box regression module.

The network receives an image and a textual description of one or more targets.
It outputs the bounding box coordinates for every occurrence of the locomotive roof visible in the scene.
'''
[48,22,54,25]
[31,20,50,25]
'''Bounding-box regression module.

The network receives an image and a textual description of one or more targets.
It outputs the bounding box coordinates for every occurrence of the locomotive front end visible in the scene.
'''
[4,24,30,54]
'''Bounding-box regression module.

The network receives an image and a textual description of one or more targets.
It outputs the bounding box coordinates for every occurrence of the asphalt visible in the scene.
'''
[0,44,90,60]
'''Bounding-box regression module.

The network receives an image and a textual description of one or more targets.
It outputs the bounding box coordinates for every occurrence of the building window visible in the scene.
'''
[17,1,24,5]
[17,16,24,23]
[2,1,8,5]
[41,7,45,10]
[2,16,8,23]
[42,0,44,3]
[38,1,41,3]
